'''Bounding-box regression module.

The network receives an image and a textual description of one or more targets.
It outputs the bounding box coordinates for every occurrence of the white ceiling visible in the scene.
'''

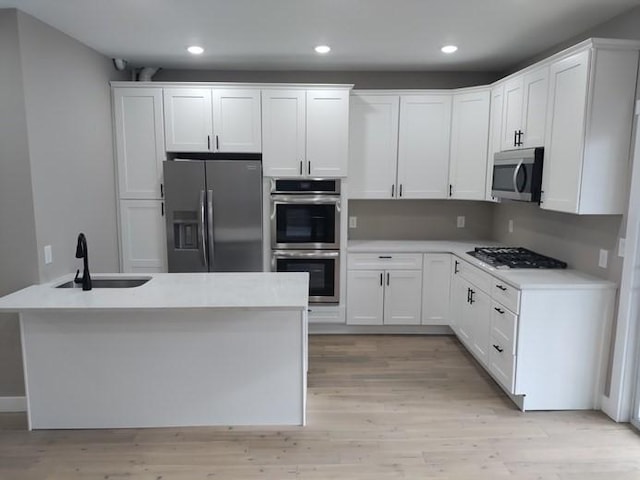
[2,0,640,71]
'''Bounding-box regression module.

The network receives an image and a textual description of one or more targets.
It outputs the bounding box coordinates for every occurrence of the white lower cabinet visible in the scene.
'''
[421,254,452,325]
[119,200,167,273]
[450,255,614,411]
[347,254,422,326]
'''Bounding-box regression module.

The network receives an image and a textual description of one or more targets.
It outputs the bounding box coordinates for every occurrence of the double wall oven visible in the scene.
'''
[270,179,341,304]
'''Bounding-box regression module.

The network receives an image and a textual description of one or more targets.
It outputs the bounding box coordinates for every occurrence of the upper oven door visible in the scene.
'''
[270,195,341,249]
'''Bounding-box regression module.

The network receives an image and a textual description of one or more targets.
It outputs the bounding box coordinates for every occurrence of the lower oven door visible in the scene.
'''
[271,250,340,304]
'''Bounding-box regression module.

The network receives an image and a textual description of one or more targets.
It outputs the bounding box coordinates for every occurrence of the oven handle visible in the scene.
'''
[272,250,340,259]
[270,195,341,204]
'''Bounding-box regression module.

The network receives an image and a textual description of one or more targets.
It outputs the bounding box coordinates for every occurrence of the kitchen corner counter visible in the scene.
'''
[0,272,309,312]
[348,240,616,290]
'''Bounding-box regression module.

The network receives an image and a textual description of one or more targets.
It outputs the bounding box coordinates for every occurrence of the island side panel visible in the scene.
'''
[21,308,306,429]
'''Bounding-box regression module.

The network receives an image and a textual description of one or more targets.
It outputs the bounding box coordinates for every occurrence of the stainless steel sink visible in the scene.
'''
[56,278,150,289]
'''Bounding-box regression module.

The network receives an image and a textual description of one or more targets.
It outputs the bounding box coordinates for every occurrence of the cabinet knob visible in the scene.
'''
[496,284,507,291]
[494,307,505,314]
[492,344,504,353]
[391,184,395,198]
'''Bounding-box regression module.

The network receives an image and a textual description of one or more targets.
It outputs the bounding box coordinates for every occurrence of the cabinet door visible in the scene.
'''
[346,270,384,325]
[348,95,399,198]
[307,89,349,177]
[383,270,422,325]
[163,88,213,152]
[452,275,472,344]
[421,254,451,325]
[449,90,491,200]
[397,95,452,199]
[521,66,549,148]
[262,89,306,177]
[119,200,167,273]
[212,89,262,153]
[501,76,523,150]
[113,88,165,199]
[486,84,504,201]
[541,49,591,214]
[469,287,492,367]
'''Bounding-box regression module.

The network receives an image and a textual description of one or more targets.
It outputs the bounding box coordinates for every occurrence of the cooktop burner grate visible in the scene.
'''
[467,247,568,269]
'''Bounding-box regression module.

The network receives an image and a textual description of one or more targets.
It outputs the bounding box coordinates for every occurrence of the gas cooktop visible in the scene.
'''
[467,247,568,269]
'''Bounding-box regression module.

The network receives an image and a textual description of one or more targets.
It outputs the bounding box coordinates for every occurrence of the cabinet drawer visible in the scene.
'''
[456,258,492,293]
[491,301,517,355]
[492,281,520,312]
[348,253,423,270]
[489,333,516,393]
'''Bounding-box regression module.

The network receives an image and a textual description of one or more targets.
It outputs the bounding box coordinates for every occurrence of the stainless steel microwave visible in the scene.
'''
[491,147,544,202]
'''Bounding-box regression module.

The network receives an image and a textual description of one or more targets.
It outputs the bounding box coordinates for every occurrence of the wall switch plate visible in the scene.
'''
[44,245,53,264]
[349,216,357,228]
[619,238,626,258]
[598,249,608,269]
[508,219,514,233]
[457,216,465,228]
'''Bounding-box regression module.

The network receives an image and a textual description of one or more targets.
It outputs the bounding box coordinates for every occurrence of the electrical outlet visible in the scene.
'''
[619,238,626,258]
[457,216,465,228]
[598,249,608,269]
[349,216,357,228]
[44,245,53,264]
[508,219,514,233]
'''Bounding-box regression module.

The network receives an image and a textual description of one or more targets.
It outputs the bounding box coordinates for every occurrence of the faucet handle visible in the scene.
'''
[74,269,82,284]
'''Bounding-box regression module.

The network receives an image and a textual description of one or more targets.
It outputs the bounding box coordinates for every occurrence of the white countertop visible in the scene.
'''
[0,272,309,312]
[348,240,616,290]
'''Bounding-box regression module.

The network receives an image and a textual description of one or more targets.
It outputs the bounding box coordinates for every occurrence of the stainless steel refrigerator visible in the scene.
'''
[163,159,263,272]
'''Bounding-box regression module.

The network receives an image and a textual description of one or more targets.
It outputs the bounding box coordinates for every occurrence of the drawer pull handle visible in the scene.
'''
[493,344,504,353]
[494,307,505,314]
[378,256,392,259]
[496,284,507,291]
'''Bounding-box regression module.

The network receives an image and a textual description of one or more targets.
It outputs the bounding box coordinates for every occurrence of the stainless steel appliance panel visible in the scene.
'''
[491,147,544,202]
[205,160,263,272]
[164,160,208,272]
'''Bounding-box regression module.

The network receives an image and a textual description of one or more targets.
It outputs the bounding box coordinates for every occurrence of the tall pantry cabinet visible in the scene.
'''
[112,87,168,273]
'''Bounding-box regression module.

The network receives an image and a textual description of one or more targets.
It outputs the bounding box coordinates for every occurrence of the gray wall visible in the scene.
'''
[492,202,623,282]
[17,11,122,281]
[0,9,39,397]
[348,200,494,241]
[0,9,124,397]
[154,69,500,89]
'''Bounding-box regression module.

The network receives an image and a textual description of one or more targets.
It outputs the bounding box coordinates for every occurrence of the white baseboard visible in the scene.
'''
[0,396,26,412]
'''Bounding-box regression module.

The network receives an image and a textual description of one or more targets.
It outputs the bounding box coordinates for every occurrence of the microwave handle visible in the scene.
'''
[512,160,525,193]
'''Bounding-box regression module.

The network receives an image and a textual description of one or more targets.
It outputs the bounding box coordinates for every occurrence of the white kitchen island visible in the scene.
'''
[0,272,309,430]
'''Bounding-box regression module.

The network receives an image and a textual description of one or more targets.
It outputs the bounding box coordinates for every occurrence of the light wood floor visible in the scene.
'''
[1,335,639,479]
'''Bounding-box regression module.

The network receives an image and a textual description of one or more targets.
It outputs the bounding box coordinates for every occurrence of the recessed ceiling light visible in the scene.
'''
[187,45,204,55]
[441,45,458,54]
[314,45,331,54]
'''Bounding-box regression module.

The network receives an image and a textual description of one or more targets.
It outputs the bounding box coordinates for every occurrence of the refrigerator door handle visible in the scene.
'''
[207,189,214,269]
[199,190,208,267]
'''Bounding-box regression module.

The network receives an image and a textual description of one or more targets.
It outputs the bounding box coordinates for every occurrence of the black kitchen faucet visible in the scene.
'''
[74,233,92,291]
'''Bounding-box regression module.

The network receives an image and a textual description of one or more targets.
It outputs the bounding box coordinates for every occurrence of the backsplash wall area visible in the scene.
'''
[348,200,494,241]
[492,201,624,282]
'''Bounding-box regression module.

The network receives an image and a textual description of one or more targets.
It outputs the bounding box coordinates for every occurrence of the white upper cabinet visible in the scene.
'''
[113,87,165,199]
[397,94,452,199]
[541,46,639,214]
[306,89,350,177]
[485,84,504,201]
[349,95,400,198]
[449,89,491,200]
[348,92,452,200]
[262,88,350,177]
[262,90,306,177]
[212,89,261,153]
[164,88,261,153]
[500,66,549,150]
[163,88,213,152]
